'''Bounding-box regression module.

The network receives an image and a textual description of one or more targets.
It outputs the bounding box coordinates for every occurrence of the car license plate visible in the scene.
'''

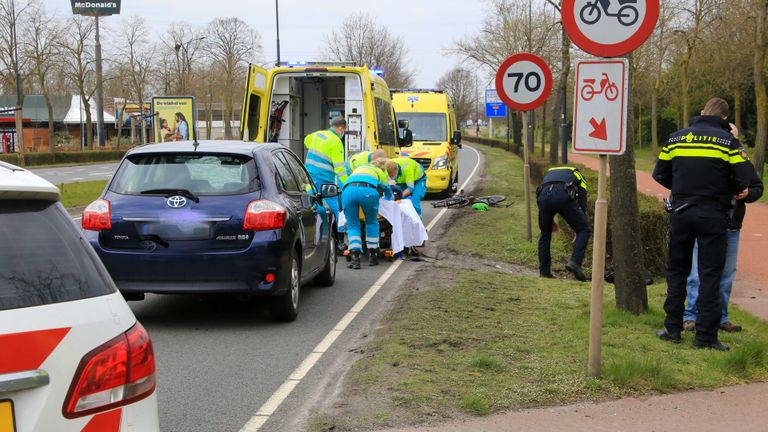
[0,400,16,432]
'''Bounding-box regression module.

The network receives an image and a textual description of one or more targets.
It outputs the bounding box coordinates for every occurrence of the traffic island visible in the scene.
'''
[307,143,768,432]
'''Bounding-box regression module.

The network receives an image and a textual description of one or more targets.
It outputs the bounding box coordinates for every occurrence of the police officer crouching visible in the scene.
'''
[653,97,754,351]
[536,167,591,281]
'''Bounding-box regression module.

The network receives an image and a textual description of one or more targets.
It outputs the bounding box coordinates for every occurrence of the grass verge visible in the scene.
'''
[59,180,107,208]
[308,143,768,432]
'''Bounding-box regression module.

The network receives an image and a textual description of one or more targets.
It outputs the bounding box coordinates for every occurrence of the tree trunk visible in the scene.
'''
[540,101,547,158]
[44,94,54,153]
[651,88,659,153]
[610,54,648,314]
[512,111,523,152]
[734,90,742,133]
[550,31,571,165]
[680,48,691,123]
[84,98,93,148]
[753,0,768,178]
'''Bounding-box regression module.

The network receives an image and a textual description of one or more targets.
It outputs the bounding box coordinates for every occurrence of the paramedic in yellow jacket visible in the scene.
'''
[386,157,427,216]
[304,117,349,219]
[345,149,387,176]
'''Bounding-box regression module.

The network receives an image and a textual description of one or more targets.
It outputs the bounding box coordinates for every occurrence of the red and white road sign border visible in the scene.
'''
[494,53,553,112]
[572,59,628,155]
[562,0,659,58]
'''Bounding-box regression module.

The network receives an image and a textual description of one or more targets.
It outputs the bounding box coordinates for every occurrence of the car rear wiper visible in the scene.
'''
[140,188,200,203]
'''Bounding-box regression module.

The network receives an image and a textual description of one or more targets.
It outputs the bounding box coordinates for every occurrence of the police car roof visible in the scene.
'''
[0,161,60,201]
[126,140,281,156]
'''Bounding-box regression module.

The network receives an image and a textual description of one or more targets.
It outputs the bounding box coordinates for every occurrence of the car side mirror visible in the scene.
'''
[319,183,340,198]
[451,131,462,147]
[398,128,413,147]
[398,119,410,129]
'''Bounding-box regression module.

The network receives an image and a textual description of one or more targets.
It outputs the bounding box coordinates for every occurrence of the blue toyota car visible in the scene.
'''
[83,141,339,321]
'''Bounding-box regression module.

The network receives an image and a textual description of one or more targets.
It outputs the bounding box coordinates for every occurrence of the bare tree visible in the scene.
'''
[323,12,415,88]
[753,0,768,177]
[23,1,62,152]
[435,67,478,126]
[163,22,206,95]
[117,16,155,144]
[204,17,260,138]
[60,16,95,148]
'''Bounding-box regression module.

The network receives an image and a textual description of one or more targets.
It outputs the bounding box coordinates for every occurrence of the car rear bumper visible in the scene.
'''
[87,231,290,295]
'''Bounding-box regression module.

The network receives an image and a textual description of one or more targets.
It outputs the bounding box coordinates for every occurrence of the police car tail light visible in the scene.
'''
[63,323,156,419]
[82,199,112,231]
[243,200,287,231]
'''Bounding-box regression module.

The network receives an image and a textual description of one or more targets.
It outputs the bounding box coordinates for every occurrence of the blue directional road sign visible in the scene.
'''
[485,88,507,117]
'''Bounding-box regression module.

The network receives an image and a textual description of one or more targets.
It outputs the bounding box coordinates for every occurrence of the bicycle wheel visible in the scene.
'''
[618,5,639,26]
[581,85,595,102]
[432,195,469,208]
[580,3,601,25]
[605,83,619,101]
[476,195,507,206]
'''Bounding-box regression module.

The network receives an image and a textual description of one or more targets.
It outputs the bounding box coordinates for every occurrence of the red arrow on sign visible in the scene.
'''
[588,118,607,141]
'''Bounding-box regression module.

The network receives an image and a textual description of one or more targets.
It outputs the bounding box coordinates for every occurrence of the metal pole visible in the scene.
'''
[275,0,281,65]
[95,16,106,147]
[561,26,568,164]
[523,111,533,242]
[588,154,609,378]
[11,0,24,162]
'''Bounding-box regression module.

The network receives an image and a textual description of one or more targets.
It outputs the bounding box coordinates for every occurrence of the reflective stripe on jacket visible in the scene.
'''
[391,157,424,191]
[304,130,348,183]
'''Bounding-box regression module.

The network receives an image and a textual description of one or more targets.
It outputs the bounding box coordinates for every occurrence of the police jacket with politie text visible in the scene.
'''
[539,167,589,212]
[652,115,756,212]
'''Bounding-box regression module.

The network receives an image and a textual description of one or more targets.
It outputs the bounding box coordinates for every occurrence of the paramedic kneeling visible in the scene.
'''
[386,157,427,216]
[342,159,392,269]
[537,167,591,281]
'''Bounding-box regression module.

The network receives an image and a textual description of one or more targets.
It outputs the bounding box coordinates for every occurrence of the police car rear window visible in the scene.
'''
[0,200,115,311]
[110,153,259,196]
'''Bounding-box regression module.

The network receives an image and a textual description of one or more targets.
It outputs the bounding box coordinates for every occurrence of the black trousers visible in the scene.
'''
[537,186,591,275]
[664,205,728,343]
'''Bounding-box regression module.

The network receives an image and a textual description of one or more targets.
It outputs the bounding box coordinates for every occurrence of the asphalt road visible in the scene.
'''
[72,147,482,432]
[30,162,118,184]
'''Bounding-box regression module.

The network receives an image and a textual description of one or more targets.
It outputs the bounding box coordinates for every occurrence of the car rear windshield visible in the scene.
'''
[0,200,116,311]
[397,113,448,142]
[109,153,258,196]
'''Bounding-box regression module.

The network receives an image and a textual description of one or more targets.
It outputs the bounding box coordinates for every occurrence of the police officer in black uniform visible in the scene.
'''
[653,97,755,351]
[537,166,591,281]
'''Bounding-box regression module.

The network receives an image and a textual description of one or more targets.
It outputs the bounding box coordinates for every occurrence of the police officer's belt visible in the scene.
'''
[672,194,731,208]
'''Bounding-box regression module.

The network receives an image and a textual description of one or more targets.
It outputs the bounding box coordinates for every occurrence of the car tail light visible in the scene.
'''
[82,199,112,231]
[243,200,287,231]
[63,323,156,419]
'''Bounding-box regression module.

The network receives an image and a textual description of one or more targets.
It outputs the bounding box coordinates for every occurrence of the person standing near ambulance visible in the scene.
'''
[386,157,427,216]
[304,117,349,220]
[343,159,392,269]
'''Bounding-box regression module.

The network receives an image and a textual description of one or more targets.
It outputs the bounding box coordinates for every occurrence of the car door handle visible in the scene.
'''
[0,370,50,393]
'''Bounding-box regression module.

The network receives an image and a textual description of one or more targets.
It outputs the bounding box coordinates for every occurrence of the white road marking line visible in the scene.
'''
[238,145,482,432]
[88,172,113,176]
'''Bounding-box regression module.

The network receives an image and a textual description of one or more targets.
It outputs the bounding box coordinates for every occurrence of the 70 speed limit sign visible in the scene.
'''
[495,53,553,112]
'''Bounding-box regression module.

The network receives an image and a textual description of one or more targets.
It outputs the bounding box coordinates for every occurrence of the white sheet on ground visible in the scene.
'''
[337,200,429,254]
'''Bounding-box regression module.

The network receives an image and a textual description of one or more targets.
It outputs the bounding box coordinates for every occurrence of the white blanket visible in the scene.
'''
[338,199,428,254]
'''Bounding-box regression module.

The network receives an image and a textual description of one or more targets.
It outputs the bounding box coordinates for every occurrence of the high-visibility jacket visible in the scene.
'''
[304,129,348,184]
[345,151,372,176]
[390,157,425,193]
[344,164,392,200]
[540,166,588,211]
[653,115,754,203]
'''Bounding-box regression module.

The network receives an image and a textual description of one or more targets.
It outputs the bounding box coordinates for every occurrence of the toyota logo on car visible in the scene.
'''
[167,196,187,208]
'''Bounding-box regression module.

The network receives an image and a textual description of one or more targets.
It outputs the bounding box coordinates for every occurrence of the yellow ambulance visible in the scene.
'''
[239,62,411,159]
[391,90,461,196]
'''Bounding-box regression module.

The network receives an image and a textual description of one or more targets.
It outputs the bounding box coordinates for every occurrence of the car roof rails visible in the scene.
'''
[278,61,358,68]
[390,89,445,94]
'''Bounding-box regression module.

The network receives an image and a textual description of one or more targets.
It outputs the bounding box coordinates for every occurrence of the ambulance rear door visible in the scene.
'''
[241,64,269,142]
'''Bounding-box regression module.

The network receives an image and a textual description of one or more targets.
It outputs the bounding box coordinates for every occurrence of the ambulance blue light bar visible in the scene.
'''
[371,69,385,76]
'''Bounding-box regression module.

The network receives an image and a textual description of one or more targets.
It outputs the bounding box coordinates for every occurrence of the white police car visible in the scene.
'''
[0,162,159,432]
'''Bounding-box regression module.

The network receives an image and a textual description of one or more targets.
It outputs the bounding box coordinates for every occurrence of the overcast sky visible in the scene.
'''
[50,1,491,88]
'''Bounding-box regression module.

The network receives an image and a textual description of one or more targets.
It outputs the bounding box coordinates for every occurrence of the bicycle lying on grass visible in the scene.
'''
[430,194,510,209]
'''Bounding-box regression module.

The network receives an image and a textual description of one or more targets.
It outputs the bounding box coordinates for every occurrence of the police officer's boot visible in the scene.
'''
[348,251,361,270]
[368,249,380,267]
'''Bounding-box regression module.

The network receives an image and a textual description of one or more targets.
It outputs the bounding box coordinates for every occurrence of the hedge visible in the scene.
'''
[0,150,127,167]
[465,137,669,275]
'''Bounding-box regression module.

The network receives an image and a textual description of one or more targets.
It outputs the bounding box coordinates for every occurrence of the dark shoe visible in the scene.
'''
[693,340,730,351]
[720,322,742,332]
[565,261,588,282]
[368,249,380,266]
[683,320,696,332]
[656,329,682,344]
[540,272,556,279]
[348,251,361,270]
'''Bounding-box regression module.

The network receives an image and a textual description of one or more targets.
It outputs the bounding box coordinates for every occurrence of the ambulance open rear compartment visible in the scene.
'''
[266,72,367,159]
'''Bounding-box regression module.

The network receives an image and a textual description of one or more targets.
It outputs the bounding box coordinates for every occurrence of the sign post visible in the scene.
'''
[562,0,658,378]
[71,1,121,148]
[495,53,553,242]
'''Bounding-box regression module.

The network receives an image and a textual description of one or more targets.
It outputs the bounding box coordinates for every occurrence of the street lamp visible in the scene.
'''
[174,36,206,94]
[275,0,281,65]
[10,0,24,161]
